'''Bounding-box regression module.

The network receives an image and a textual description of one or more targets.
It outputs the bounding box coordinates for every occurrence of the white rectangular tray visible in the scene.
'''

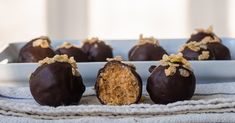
[0,38,235,86]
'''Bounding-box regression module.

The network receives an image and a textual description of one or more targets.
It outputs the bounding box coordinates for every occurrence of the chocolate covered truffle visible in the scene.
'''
[128,34,168,61]
[95,56,142,105]
[29,55,85,107]
[81,37,113,62]
[147,53,196,104]
[179,41,215,60]
[186,26,231,60]
[18,36,55,63]
[55,42,89,62]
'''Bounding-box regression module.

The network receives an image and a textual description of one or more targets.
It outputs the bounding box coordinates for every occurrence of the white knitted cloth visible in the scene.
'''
[0,82,235,122]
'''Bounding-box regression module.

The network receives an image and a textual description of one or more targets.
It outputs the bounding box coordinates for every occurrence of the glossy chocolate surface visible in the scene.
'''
[81,41,113,62]
[207,43,231,60]
[147,65,196,104]
[181,47,215,60]
[29,62,85,107]
[55,47,89,62]
[129,43,167,61]
[18,37,55,63]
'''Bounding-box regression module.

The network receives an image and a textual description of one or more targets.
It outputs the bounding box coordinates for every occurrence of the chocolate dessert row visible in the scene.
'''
[29,54,195,107]
[18,37,113,63]
[18,26,231,63]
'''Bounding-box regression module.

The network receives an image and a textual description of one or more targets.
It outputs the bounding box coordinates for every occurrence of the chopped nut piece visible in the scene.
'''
[200,36,220,44]
[32,39,50,48]
[159,53,192,77]
[83,37,100,44]
[38,55,80,76]
[179,68,190,77]
[137,34,160,46]
[198,51,210,60]
[191,26,220,43]
[59,42,74,49]
[106,56,123,62]
[94,44,98,48]
[168,62,180,67]
[165,66,176,76]
[195,25,213,34]
[179,41,207,52]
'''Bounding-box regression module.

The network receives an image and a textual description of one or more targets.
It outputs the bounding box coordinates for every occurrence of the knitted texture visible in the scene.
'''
[0,82,234,121]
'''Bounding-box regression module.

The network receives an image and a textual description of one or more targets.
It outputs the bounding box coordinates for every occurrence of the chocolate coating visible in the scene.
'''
[128,44,168,61]
[181,47,215,60]
[81,41,113,62]
[147,65,196,104]
[207,43,231,60]
[18,37,55,63]
[55,47,89,62]
[29,62,85,107]
[186,32,220,43]
[186,32,231,60]
[95,60,142,105]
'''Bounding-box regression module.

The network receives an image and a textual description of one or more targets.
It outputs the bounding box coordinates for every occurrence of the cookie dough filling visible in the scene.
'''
[97,62,140,105]
[96,57,142,105]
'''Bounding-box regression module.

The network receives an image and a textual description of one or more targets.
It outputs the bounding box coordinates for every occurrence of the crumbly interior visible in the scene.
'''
[98,63,140,105]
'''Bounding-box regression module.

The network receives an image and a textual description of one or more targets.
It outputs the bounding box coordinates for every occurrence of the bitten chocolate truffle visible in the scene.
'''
[81,37,113,62]
[179,41,215,60]
[18,36,55,63]
[186,26,231,60]
[55,42,89,62]
[147,53,196,104]
[29,55,85,107]
[128,34,168,61]
[95,56,142,105]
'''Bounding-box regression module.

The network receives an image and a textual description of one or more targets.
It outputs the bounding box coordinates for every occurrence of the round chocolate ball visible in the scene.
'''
[146,54,196,104]
[29,55,85,107]
[129,35,167,61]
[95,57,142,105]
[185,26,231,60]
[207,43,231,60]
[81,38,113,62]
[55,42,89,62]
[129,44,167,61]
[18,36,55,63]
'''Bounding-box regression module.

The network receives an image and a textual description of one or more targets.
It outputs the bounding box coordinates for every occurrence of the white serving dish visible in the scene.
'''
[0,38,235,86]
